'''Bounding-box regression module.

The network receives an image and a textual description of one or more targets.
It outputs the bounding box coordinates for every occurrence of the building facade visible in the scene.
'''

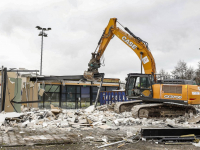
[31,76,121,109]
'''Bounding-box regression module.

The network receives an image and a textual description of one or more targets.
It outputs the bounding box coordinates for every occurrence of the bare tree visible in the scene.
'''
[171,60,188,79]
[195,62,200,84]
[159,69,170,79]
[185,66,195,80]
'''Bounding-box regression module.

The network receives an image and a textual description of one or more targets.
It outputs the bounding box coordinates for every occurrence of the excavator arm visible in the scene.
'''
[84,18,156,81]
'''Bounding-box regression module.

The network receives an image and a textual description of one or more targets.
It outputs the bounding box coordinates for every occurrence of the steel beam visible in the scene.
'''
[141,128,200,139]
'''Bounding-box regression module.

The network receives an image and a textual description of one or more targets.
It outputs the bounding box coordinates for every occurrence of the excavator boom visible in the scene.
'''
[84,18,156,81]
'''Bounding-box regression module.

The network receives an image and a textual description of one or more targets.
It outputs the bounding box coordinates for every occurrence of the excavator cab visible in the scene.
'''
[126,73,153,99]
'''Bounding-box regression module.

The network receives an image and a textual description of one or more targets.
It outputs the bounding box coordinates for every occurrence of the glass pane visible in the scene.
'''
[76,94,80,101]
[66,102,75,109]
[140,77,151,89]
[38,101,43,109]
[135,77,140,88]
[61,93,67,102]
[67,86,76,93]
[55,86,60,92]
[49,85,60,92]
[92,87,98,93]
[127,76,136,96]
[44,101,59,109]
[67,93,75,101]
[61,102,67,108]
[76,86,80,93]
[45,85,52,92]
[61,86,67,93]
[92,94,97,102]
[106,86,118,91]
[81,86,90,108]
[81,86,90,98]
[101,86,106,91]
[44,93,60,102]
[61,102,75,109]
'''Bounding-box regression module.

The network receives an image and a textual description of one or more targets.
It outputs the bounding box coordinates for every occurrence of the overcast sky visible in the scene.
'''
[1,0,200,81]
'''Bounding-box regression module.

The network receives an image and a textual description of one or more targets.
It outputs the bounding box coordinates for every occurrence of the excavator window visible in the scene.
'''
[126,74,153,98]
[140,77,151,89]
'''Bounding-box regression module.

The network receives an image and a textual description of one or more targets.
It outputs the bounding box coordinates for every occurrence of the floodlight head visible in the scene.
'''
[44,33,47,37]
[43,28,46,30]
[36,26,42,30]
[47,28,51,30]
[38,32,43,36]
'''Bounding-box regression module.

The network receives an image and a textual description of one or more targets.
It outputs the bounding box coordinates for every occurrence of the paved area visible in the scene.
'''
[0,126,125,147]
[0,127,80,147]
[0,126,200,149]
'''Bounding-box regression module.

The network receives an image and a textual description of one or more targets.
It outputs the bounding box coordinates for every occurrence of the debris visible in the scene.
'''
[142,137,146,141]
[188,115,200,123]
[85,136,94,140]
[127,130,134,138]
[60,121,69,128]
[84,105,95,113]
[86,118,93,124]
[193,142,200,147]
[97,140,126,148]
[39,89,45,96]
[50,104,62,115]
[117,143,126,148]
[141,128,200,139]
[98,124,112,130]
[0,103,200,148]
[165,118,175,125]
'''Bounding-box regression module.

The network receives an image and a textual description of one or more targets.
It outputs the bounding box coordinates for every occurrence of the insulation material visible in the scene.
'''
[39,89,45,96]
[29,82,34,88]
[10,78,22,113]
[7,72,17,78]
[21,87,27,106]
[27,82,39,108]
[4,78,15,112]
[32,83,39,108]
[27,84,32,107]
[21,77,27,88]
[21,82,40,108]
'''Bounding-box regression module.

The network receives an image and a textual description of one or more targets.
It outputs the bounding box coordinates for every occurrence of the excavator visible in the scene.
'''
[84,18,200,118]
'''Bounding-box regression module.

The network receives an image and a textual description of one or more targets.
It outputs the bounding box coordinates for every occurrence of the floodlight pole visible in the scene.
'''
[36,26,51,75]
[40,29,44,76]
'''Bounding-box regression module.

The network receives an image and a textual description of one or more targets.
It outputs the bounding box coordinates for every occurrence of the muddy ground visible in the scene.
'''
[1,141,199,150]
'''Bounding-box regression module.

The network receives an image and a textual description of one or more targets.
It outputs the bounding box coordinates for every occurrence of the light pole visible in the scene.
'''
[36,26,51,75]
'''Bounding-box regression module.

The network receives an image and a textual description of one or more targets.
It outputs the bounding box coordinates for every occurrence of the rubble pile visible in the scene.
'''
[0,104,200,132]
[0,104,200,148]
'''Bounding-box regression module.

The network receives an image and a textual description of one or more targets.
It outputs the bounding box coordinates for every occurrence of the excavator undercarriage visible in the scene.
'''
[114,101,196,119]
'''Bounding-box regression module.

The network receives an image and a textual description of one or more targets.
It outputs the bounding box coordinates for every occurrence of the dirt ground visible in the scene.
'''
[1,141,199,150]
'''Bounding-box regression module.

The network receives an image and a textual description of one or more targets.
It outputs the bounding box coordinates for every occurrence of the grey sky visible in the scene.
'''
[0,0,200,81]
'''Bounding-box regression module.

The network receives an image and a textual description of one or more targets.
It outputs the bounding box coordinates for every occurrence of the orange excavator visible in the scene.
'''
[84,18,199,118]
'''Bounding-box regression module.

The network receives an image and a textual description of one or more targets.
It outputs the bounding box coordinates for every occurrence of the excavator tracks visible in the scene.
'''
[114,101,196,119]
[114,100,143,113]
[131,103,196,119]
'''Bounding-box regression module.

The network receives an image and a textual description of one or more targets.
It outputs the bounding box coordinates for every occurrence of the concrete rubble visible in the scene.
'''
[0,104,200,148]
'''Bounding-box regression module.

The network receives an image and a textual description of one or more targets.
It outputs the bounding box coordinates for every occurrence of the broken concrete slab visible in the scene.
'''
[188,115,200,123]
[60,121,69,128]
[84,105,95,113]
[86,117,93,124]
[39,88,45,96]
[50,104,62,115]
[98,124,112,130]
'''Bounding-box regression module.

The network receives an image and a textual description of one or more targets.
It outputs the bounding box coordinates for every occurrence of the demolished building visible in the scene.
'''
[0,67,122,112]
